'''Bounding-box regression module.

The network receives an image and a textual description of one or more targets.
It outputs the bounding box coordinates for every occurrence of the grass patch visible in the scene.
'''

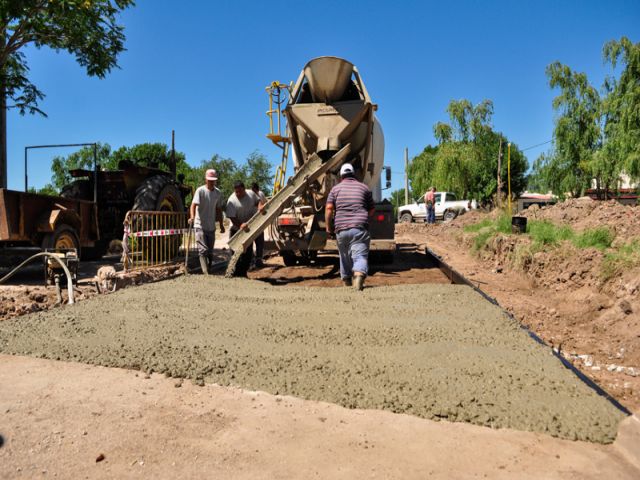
[465,216,617,256]
[527,220,573,247]
[473,229,494,251]
[601,240,640,281]
[463,218,494,233]
[572,227,614,250]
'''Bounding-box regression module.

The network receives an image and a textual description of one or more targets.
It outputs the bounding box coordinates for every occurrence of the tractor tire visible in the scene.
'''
[60,180,92,200]
[132,176,185,263]
[132,175,184,213]
[42,223,81,255]
[399,212,413,223]
[281,251,298,267]
[443,210,458,222]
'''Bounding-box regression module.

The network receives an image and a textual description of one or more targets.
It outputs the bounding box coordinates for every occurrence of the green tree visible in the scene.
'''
[50,143,112,190]
[409,99,527,202]
[28,183,57,196]
[527,153,551,193]
[602,37,640,181]
[545,62,601,197]
[185,151,273,205]
[111,142,190,180]
[0,0,135,188]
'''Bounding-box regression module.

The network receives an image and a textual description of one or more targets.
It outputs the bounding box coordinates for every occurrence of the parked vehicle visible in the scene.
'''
[397,192,476,223]
[0,160,189,266]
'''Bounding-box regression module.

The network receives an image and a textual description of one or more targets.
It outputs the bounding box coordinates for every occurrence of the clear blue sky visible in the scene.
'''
[7,0,639,194]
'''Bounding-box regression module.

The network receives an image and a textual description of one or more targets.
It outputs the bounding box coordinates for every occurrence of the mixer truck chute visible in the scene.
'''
[225,57,394,276]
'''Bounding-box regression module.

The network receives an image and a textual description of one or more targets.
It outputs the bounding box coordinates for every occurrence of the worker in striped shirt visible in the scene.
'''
[325,163,375,291]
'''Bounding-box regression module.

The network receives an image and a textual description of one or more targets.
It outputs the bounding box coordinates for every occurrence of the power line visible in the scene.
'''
[522,139,552,152]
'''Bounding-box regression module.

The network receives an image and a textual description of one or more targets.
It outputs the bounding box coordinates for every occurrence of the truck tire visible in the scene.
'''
[443,210,457,222]
[60,180,92,200]
[132,175,184,213]
[399,212,413,223]
[42,224,80,255]
[281,251,298,266]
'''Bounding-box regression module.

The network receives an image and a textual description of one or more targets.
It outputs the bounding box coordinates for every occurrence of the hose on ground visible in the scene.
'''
[0,252,76,305]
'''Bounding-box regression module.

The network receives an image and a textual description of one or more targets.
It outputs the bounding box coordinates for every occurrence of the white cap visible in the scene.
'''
[340,163,354,176]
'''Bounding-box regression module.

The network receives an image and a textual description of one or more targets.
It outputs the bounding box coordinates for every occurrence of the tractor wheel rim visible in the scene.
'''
[159,196,177,212]
[55,232,76,249]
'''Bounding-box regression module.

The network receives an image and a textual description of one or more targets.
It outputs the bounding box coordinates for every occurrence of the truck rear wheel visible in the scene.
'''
[280,251,298,266]
[42,224,80,255]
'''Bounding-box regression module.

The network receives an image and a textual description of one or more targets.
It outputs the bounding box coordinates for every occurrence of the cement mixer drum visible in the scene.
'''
[285,56,384,202]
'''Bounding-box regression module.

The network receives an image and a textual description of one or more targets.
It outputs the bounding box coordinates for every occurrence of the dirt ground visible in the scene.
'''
[395,199,640,413]
[0,255,185,322]
[1,355,638,480]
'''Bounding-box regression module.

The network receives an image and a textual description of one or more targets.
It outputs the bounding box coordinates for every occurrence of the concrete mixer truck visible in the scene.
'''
[225,57,394,275]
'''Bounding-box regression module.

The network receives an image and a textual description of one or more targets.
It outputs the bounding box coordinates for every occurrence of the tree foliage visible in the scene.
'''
[48,144,273,205]
[408,99,527,202]
[0,0,135,115]
[185,150,273,204]
[535,37,640,198]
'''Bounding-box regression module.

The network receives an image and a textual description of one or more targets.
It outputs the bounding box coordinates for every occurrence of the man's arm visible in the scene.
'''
[325,204,335,234]
[189,202,197,225]
[366,190,375,217]
[216,206,225,233]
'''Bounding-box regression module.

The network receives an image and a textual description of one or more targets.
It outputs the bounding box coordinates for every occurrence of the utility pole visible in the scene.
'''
[404,147,409,205]
[507,142,512,214]
[496,139,503,208]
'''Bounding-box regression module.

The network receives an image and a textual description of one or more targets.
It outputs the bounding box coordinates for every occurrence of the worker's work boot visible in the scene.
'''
[342,277,352,287]
[353,273,365,291]
[199,256,209,275]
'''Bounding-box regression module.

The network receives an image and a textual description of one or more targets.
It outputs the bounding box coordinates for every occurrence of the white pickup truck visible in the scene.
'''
[397,192,476,223]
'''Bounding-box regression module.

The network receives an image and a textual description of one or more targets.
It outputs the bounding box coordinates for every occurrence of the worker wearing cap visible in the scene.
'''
[325,163,375,291]
[226,180,266,277]
[189,169,225,275]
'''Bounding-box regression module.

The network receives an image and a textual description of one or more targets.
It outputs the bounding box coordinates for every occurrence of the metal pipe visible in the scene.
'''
[0,252,76,304]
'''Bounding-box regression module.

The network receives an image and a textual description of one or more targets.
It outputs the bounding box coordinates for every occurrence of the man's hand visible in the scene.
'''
[188,217,194,226]
[258,203,266,215]
[240,223,249,232]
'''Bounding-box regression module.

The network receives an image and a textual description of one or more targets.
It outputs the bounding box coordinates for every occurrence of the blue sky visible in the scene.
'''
[7,0,640,194]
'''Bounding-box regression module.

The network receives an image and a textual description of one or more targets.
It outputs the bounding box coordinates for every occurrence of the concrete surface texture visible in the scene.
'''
[0,276,626,443]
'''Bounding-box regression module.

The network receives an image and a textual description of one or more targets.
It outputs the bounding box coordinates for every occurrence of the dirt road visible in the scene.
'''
[1,355,638,479]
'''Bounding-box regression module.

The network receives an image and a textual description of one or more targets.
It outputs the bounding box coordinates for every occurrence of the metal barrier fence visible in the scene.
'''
[123,210,196,271]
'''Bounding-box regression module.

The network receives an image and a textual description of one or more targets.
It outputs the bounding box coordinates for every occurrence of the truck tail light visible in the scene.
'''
[278,217,300,227]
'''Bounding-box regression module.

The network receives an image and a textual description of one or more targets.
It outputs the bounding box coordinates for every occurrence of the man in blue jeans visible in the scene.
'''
[325,163,375,291]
